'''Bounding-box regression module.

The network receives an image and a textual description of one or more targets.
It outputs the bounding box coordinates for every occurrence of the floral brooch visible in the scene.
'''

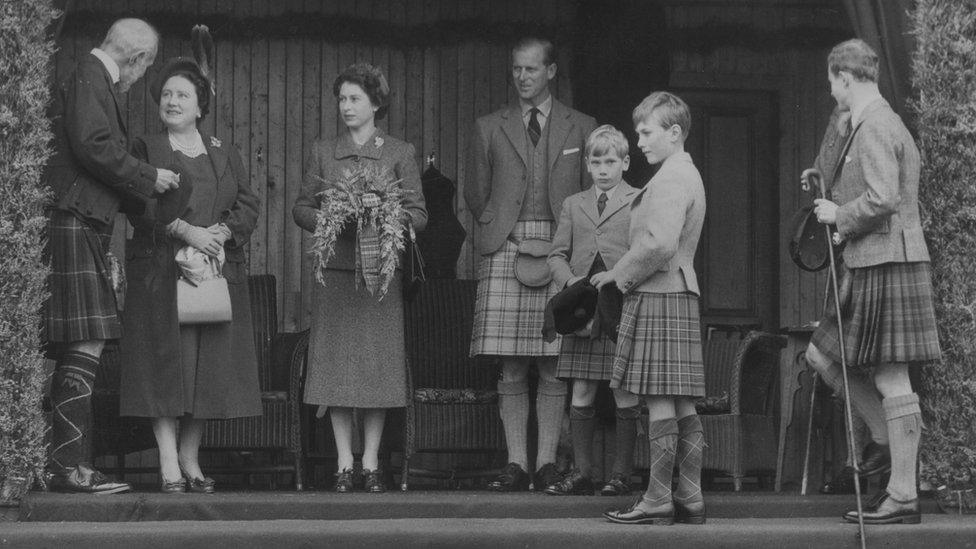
[374,136,384,148]
[210,136,222,148]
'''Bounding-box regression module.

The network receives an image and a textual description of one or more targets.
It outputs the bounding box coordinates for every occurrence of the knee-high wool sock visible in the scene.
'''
[818,362,889,445]
[642,418,679,507]
[883,393,922,501]
[674,414,705,505]
[570,405,596,476]
[611,405,641,476]
[50,350,100,471]
[497,380,530,469]
[536,379,568,467]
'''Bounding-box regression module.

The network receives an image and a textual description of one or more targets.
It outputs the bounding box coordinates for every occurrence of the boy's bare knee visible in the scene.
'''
[500,359,530,383]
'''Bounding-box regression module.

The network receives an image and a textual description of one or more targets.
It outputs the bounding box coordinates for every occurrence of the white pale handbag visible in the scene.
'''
[175,246,232,324]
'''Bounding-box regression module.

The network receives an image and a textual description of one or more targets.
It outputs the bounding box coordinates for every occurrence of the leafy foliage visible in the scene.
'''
[0,0,58,501]
[910,0,976,489]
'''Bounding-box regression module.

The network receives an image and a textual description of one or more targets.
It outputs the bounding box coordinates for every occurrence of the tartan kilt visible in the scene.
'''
[610,292,705,397]
[556,335,617,381]
[42,209,120,346]
[811,262,942,368]
[470,220,561,358]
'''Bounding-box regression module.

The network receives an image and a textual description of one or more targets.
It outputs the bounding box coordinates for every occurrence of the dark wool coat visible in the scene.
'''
[293,129,427,408]
[119,132,262,418]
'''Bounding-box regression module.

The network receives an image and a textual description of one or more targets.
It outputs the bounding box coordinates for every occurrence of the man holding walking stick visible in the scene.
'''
[802,38,941,525]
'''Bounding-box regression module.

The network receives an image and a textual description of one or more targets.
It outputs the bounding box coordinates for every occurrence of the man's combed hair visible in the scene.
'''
[513,36,557,66]
[632,91,692,141]
[585,124,629,159]
[828,39,879,83]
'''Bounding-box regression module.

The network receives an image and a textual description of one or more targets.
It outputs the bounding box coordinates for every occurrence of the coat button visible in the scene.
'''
[596,229,602,235]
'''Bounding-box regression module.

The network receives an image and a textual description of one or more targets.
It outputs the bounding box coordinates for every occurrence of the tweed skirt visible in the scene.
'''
[811,262,942,368]
[470,220,561,358]
[556,334,617,381]
[610,292,705,397]
[42,210,120,345]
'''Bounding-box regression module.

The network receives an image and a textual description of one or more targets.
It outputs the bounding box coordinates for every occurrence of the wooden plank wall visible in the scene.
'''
[663,0,845,329]
[55,0,843,332]
[55,0,575,333]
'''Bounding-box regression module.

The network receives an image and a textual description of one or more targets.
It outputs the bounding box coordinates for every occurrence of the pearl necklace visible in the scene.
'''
[168,131,206,158]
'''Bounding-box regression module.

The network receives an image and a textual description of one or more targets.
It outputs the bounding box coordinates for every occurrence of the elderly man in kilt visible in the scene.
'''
[594,91,707,526]
[42,18,180,494]
[803,39,941,525]
[465,37,597,491]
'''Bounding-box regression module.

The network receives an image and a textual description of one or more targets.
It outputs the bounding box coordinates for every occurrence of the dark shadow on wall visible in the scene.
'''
[572,0,669,188]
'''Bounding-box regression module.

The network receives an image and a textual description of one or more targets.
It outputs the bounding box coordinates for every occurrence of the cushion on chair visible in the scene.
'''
[413,387,498,404]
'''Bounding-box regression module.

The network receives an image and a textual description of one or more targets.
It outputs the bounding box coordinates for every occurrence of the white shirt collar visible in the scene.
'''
[595,183,619,202]
[520,94,552,127]
[850,93,883,128]
[90,48,120,84]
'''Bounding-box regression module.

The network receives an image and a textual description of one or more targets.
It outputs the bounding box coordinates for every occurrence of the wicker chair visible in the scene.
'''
[200,274,309,490]
[400,279,505,490]
[635,330,786,491]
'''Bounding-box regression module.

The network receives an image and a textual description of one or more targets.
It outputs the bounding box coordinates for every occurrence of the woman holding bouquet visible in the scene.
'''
[293,62,427,493]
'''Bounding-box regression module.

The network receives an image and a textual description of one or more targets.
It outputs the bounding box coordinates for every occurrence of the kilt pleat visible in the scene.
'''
[470,221,561,358]
[811,262,941,368]
[556,335,617,380]
[610,292,705,397]
[43,210,120,344]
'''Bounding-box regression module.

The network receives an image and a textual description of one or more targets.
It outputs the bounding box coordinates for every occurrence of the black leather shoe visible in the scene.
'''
[364,469,386,493]
[859,442,892,477]
[334,468,355,493]
[488,463,530,492]
[844,492,920,524]
[160,476,186,494]
[600,472,632,496]
[544,469,594,495]
[674,500,706,524]
[533,463,562,491]
[49,464,132,495]
[864,488,889,511]
[819,467,867,494]
[180,465,215,494]
[604,497,675,525]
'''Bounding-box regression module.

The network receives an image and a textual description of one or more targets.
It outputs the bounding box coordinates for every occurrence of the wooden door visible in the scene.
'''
[678,90,780,331]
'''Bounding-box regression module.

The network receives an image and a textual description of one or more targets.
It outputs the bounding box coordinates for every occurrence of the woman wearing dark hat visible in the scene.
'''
[293,62,427,493]
[119,27,262,494]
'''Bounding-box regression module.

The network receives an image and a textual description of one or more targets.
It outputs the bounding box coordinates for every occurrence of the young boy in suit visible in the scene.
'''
[545,125,641,496]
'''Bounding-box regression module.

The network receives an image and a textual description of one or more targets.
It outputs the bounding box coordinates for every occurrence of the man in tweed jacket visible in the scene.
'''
[803,39,941,525]
[42,18,179,494]
[464,37,597,491]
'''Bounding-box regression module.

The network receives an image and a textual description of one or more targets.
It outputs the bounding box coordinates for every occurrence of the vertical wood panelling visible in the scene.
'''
[54,0,842,332]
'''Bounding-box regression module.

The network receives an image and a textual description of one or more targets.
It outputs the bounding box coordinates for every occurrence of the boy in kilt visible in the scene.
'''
[593,92,707,525]
[465,37,597,491]
[544,125,641,496]
[803,39,941,525]
[42,19,180,493]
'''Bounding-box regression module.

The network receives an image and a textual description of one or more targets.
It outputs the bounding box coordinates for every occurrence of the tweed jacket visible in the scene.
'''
[43,53,158,226]
[612,152,705,295]
[823,98,929,267]
[293,129,428,270]
[464,98,597,255]
[548,185,637,289]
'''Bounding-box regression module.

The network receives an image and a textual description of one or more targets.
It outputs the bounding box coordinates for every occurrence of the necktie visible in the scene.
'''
[528,107,541,146]
[597,192,608,215]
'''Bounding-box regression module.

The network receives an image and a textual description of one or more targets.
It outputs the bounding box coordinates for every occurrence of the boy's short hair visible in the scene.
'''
[828,39,879,83]
[585,124,629,159]
[632,91,691,142]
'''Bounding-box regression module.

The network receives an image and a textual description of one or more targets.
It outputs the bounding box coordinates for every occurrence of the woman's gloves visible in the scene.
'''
[166,218,230,257]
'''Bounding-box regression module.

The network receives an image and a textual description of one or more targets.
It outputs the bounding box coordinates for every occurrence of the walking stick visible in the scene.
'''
[801,279,832,496]
[809,170,867,548]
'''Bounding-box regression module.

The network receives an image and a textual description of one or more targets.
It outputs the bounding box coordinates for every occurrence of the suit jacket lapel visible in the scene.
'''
[500,106,529,167]
[580,191,600,225]
[547,99,572,170]
[597,186,636,226]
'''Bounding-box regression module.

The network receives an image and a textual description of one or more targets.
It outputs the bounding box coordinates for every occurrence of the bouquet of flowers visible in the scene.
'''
[309,163,409,299]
